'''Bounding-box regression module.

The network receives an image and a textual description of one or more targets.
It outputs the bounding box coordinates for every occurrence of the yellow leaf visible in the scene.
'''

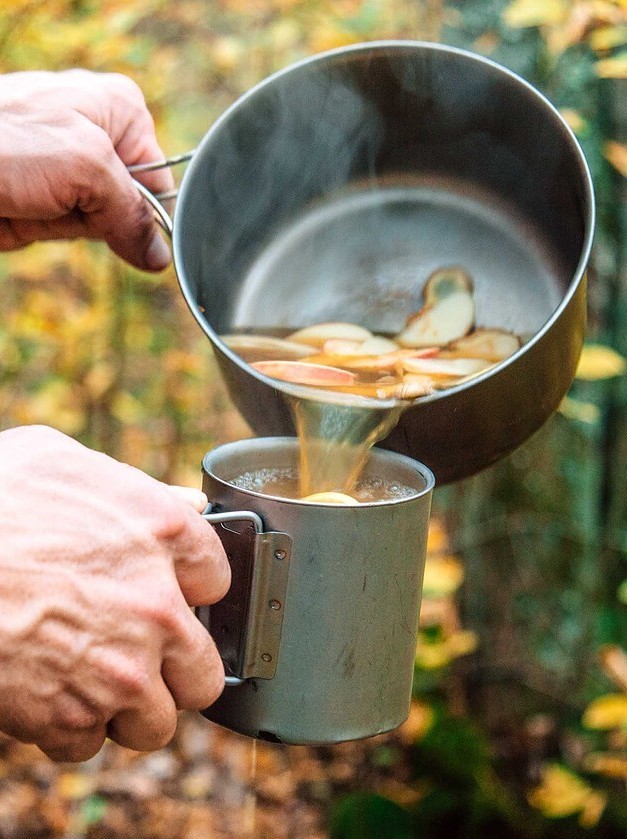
[83,361,117,399]
[447,629,479,658]
[583,751,627,780]
[426,517,450,554]
[560,108,586,134]
[57,772,95,800]
[596,52,627,77]
[422,555,465,597]
[111,391,145,425]
[558,396,600,424]
[600,644,627,692]
[17,380,86,436]
[580,790,608,829]
[590,24,627,52]
[416,642,452,670]
[583,693,627,730]
[397,700,435,744]
[307,24,362,54]
[502,0,569,28]
[528,764,606,827]
[576,343,627,380]
[604,140,627,176]
[416,630,478,669]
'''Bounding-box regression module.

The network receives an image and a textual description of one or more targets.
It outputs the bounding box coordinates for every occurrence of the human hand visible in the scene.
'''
[0,425,230,762]
[0,70,174,271]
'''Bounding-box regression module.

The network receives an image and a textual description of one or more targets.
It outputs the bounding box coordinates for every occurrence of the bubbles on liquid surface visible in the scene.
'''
[229,467,415,503]
[355,477,415,502]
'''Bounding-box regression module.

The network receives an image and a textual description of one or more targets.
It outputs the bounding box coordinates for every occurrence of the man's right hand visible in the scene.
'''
[0,425,230,762]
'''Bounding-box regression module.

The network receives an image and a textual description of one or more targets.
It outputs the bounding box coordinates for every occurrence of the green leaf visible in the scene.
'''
[330,792,413,839]
[80,795,108,827]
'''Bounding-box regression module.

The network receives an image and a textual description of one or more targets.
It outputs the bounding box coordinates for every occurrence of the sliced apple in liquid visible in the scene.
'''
[251,360,357,386]
[397,291,475,348]
[300,491,358,505]
[401,356,491,378]
[320,335,400,357]
[288,322,373,348]
[446,328,520,362]
[306,346,439,372]
[221,334,318,360]
[358,335,400,355]
[423,266,473,305]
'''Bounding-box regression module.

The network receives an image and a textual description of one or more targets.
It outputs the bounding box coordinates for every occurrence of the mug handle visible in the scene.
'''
[199,509,292,688]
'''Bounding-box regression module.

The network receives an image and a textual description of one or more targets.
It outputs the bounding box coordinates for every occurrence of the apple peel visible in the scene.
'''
[251,360,357,386]
[222,334,317,360]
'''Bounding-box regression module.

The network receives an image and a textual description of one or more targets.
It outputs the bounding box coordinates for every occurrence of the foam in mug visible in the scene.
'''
[230,465,416,504]
[200,437,435,745]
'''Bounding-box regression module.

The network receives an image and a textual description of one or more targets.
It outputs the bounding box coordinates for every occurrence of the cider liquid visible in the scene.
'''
[287,394,406,497]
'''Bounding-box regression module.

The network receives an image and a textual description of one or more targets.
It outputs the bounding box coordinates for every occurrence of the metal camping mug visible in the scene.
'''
[197,437,435,745]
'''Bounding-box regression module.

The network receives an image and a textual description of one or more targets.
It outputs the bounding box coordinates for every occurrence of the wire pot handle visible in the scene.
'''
[129,149,196,236]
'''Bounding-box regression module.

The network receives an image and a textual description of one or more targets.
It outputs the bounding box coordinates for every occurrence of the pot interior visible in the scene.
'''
[176,42,590,336]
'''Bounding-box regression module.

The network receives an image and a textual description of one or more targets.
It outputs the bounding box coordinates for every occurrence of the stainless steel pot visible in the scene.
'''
[141,41,595,484]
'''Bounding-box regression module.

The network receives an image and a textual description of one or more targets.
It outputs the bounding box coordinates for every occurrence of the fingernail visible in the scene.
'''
[145,231,171,271]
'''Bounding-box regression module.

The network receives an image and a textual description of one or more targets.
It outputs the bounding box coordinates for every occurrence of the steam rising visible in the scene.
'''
[182,44,582,342]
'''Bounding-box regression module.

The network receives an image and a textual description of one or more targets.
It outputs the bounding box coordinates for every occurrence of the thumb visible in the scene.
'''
[165,485,209,513]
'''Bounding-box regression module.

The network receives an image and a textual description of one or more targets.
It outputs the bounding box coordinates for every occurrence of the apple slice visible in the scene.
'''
[423,266,473,305]
[221,334,317,360]
[301,491,358,505]
[321,339,363,355]
[320,335,400,357]
[358,336,400,355]
[397,374,437,398]
[288,322,373,348]
[330,375,435,400]
[307,346,439,373]
[401,356,491,377]
[447,328,520,362]
[397,291,475,347]
[251,360,357,386]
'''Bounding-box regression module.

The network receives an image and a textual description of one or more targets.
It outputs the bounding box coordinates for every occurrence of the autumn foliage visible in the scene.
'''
[0,1,626,837]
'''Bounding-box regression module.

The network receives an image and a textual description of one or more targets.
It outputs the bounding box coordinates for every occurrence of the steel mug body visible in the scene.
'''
[198,437,434,745]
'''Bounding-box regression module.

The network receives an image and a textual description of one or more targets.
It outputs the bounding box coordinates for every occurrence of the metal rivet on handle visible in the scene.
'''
[261,653,272,662]
[269,600,281,611]
[274,549,287,560]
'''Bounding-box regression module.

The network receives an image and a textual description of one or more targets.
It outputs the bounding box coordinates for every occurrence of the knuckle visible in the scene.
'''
[153,597,188,639]
[113,665,150,702]
[136,585,189,642]
[89,647,151,703]
[153,500,188,541]
[53,696,102,732]
[106,72,146,103]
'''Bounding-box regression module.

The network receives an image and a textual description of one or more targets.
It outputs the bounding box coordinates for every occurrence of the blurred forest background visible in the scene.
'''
[0,0,626,837]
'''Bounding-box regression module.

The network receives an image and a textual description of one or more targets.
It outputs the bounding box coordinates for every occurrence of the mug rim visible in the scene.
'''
[202,435,435,507]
